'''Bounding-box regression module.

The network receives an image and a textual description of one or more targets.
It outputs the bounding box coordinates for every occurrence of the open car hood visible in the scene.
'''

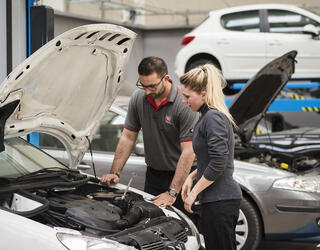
[229,50,297,143]
[0,24,136,168]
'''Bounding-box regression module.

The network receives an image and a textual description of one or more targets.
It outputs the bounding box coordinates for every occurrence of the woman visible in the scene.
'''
[180,64,242,250]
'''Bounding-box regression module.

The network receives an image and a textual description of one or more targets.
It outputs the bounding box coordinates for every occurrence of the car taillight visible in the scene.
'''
[181,36,195,46]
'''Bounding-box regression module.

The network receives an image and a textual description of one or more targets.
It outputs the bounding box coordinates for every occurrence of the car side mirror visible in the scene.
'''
[303,24,319,39]
[134,143,145,156]
[77,164,91,170]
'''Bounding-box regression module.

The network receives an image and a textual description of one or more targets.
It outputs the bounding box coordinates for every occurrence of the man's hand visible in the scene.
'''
[101,128,138,187]
[151,192,176,207]
[100,173,120,186]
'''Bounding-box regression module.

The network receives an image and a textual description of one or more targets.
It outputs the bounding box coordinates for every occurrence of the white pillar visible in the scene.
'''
[0,1,7,82]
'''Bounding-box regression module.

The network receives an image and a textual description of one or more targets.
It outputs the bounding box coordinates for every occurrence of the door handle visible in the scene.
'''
[217,39,229,45]
[268,40,282,46]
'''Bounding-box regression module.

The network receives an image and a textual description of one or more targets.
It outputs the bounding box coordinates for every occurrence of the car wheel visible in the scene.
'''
[185,58,220,72]
[236,198,262,250]
[185,58,238,95]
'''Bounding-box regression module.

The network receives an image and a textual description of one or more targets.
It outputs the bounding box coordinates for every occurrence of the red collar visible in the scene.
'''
[146,95,168,111]
[146,82,178,111]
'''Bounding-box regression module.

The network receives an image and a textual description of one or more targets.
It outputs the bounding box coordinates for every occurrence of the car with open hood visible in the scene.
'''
[42,50,320,250]
[0,24,201,250]
[230,50,320,249]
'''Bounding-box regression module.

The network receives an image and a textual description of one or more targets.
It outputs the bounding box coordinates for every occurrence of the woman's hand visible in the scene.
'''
[183,174,214,214]
[184,190,198,214]
[181,174,193,202]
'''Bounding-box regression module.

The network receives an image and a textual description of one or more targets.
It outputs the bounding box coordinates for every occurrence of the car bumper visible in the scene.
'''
[174,48,187,77]
[254,188,320,240]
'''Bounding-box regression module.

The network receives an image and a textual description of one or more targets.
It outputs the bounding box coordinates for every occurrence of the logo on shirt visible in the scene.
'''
[165,115,172,124]
[209,135,217,141]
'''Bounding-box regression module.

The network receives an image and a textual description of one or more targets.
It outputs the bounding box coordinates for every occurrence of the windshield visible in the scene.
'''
[0,137,65,178]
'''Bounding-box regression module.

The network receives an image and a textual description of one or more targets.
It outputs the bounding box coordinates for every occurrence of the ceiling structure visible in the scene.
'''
[42,0,320,28]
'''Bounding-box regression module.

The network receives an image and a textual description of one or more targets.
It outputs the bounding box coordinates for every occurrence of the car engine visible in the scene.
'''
[0,170,191,250]
[235,146,320,172]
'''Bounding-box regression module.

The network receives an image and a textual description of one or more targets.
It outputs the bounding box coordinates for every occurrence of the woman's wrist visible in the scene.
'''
[190,188,198,196]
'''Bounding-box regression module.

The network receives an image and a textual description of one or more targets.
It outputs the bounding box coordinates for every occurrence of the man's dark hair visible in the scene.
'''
[138,56,168,77]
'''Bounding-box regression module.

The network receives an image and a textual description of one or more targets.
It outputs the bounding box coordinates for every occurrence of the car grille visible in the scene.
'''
[111,216,189,249]
[140,241,165,250]
[175,230,187,242]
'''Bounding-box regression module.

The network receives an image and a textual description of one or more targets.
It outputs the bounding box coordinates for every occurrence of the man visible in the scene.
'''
[101,56,198,210]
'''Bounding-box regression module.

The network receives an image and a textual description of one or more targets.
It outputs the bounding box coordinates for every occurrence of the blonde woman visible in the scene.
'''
[180,64,242,250]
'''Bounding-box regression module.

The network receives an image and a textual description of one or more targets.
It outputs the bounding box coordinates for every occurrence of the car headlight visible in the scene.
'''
[56,232,135,250]
[273,175,320,193]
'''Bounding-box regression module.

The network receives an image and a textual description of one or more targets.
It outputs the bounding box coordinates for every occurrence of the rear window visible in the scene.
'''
[221,10,260,32]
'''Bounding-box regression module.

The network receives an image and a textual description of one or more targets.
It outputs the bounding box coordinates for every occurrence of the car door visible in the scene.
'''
[219,9,268,80]
[265,9,320,79]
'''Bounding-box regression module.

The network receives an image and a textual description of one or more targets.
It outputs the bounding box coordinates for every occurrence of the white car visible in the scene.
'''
[175,4,320,85]
[0,24,201,250]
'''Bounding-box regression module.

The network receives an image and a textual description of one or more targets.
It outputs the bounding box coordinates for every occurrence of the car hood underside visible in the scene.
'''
[229,50,297,143]
[0,24,136,168]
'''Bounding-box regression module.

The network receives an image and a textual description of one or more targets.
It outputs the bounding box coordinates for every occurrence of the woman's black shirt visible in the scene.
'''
[193,104,242,204]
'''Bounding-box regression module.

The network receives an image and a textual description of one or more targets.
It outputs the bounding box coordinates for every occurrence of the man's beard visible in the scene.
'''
[148,84,166,99]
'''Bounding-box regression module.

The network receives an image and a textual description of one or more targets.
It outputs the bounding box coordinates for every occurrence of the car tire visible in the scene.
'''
[185,58,220,72]
[185,58,239,95]
[236,198,262,250]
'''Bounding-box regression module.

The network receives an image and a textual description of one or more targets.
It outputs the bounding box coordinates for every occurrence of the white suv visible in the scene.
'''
[175,4,320,84]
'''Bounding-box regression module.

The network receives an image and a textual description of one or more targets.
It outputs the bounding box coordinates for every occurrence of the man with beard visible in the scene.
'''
[101,56,198,210]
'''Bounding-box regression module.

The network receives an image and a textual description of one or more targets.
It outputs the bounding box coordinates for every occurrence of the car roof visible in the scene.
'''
[209,3,311,16]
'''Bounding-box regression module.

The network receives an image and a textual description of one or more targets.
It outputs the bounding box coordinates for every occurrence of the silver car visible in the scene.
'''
[43,50,320,250]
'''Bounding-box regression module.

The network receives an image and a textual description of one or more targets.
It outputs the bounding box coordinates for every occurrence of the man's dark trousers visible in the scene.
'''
[144,167,199,226]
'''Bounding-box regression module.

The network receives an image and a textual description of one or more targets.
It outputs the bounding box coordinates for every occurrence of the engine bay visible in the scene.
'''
[0,170,191,250]
[235,145,320,172]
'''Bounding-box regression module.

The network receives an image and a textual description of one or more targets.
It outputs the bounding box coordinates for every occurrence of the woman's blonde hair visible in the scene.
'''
[180,64,237,128]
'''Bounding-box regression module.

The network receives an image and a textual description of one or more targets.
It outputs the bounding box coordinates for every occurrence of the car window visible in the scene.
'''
[90,110,124,152]
[267,9,320,34]
[39,133,64,149]
[221,10,260,32]
[0,137,65,178]
[38,108,143,153]
[91,110,143,153]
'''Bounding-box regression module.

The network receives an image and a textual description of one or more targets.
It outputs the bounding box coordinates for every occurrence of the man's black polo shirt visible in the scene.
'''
[124,83,198,171]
